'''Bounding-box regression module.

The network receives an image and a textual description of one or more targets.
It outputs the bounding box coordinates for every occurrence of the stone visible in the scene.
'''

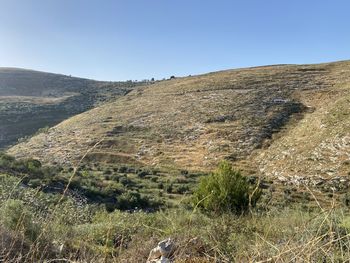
[147,238,175,263]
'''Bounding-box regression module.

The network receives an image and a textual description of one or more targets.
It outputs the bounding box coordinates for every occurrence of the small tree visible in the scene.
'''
[192,161,261,215]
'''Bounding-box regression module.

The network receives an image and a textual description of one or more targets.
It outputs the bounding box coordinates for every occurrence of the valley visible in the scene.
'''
[8,61,350,178]
[1,61,350,262]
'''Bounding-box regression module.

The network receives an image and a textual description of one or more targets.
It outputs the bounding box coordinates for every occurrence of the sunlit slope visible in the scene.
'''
[8,61,350,173]
[255,69,350,181]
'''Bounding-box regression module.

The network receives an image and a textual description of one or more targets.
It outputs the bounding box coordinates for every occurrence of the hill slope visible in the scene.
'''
[8,61,350,180]
[0,67,94,96]
[255,74,350,183]
[0,68,144,148]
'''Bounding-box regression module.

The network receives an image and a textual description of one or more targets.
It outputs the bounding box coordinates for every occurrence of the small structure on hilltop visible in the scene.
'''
[273,98,289,104]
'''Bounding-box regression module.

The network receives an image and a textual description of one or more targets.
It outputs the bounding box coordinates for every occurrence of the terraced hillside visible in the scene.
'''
[8,61,350,181]
[0,68,145,148]
[255,72,350,184]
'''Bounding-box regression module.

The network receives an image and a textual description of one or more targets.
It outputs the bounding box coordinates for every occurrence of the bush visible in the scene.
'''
[117,191,149,210]
[192,161,261,215]
[173,185,190,194]
[26,159,42,171]
[137,170,149,178]
[118,166,128,173]
[104,182,123,196]
[180,170,189,176]
[28,178,42,188]
[119,176,132,186]
[103,169,112,175]
[165,183,173,193]
[150,176,158,182]
[0,199,39,241]
[0,152,15,167]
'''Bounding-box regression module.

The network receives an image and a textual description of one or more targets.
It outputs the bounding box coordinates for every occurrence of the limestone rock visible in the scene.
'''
[147,238,174,263]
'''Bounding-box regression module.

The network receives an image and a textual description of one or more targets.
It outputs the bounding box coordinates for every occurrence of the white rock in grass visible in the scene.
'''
[147,238,174,263]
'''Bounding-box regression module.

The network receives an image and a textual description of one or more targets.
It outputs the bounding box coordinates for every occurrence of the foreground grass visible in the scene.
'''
[1,153,350,262]
[1,171,350,262]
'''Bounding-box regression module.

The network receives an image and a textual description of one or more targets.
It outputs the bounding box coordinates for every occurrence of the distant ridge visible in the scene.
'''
[0,68,146,148]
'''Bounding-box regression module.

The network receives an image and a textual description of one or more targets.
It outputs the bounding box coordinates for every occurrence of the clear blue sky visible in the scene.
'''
[0,0,349,81]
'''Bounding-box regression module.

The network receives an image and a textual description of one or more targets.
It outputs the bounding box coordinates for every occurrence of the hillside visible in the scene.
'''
[3,61,350,262]
[0,68,94,96]
[0,68,145,148]
[255,74,350,183]
[8,61,350,183]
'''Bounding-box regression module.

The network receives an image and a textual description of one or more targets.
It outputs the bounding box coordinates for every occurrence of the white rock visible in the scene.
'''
[147,238,174,263]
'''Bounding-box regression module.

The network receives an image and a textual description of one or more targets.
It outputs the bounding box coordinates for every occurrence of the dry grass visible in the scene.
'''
[1,145,350,262]
[2,191,350,262]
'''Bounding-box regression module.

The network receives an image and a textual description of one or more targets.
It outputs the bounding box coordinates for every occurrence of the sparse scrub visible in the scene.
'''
[1,166,350,262]
[1,188,350,262]
[2,146,350,262]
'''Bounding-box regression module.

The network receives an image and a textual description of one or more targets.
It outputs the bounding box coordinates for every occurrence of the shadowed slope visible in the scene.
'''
[0,68,144,148]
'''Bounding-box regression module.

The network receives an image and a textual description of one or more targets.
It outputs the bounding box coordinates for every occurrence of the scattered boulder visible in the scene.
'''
[147,238,175,263]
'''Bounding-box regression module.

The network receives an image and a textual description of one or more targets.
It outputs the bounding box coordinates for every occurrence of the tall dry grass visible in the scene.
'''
[1,145,350,262]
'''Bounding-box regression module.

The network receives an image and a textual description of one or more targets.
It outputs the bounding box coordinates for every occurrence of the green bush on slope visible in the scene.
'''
[0,199,39,241]
[192,161,261,214]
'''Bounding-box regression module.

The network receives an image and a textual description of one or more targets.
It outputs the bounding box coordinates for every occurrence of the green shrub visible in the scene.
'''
[150,176,158,182]
[103,169,112,175]
[108,174,121,181]
[0,199,39,241]
[26,159,42,170]
[165,183,173,193]
[117,191,149,210]
[28,178,42,188]
[151,169,159,175]
[104,182,123,196]
[180,170,189,176]
[192,161,261,215]
[118,166,128,173]
[137,170,149,178]
[119,176,132,186]
[0,152,15,167]
[174,185,190,194]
